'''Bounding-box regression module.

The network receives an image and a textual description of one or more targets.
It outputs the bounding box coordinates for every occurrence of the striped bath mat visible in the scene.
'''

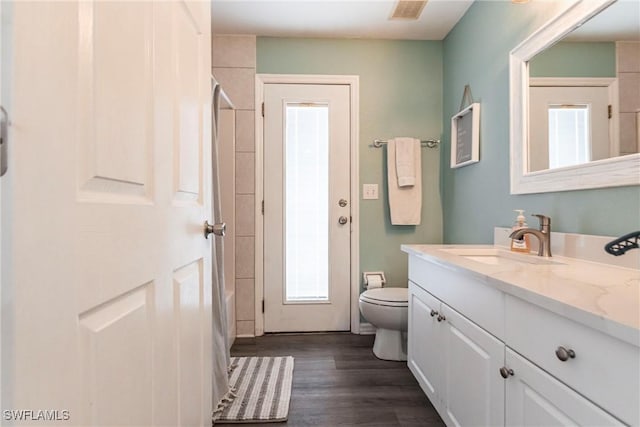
[214,356,294,424]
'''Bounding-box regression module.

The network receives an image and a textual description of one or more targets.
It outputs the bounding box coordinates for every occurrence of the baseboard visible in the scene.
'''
[358,322,377,335]
[236,333,255,338]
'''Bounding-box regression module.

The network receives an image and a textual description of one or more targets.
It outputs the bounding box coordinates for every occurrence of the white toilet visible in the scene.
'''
[359,287,408,361]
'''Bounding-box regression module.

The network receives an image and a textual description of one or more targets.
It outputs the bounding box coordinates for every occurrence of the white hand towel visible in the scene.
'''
[387,138,422,225]
[394,137,419,187]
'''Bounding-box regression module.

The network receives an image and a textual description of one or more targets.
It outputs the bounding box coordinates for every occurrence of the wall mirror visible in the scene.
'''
[510,0,640,194]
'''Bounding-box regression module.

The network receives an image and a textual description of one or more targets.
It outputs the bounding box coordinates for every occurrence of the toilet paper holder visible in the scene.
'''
[363,271,386,288]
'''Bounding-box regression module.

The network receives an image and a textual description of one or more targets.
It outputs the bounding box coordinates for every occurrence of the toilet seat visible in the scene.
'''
[359,287,408,307]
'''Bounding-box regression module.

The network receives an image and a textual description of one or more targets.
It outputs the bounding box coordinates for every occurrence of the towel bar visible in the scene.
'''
[371,139,439,149]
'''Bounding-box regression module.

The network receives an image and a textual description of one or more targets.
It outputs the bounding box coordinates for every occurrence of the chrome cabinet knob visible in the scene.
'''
[430,310,438,317]
[338,198,348,207]
[204,221,226,239]
[499,367,514,379]
[437,314,446,322]
[338,216,348,225]
[555,346,576,362]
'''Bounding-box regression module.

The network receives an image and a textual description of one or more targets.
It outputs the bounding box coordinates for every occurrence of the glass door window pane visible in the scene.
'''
[548,105,590,169]
[285,104,329,302]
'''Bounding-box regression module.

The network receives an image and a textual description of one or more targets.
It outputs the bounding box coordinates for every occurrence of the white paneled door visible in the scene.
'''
[263,84,351,332]
[4,2,213,426]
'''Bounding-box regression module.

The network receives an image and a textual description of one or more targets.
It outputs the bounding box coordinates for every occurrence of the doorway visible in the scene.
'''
[255,75,360,335]
[529,77,618,172]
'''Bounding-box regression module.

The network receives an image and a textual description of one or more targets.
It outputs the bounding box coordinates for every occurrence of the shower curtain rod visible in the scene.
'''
[211,75,235,110]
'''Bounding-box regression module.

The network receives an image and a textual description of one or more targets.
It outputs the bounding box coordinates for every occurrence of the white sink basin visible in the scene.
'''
[440,247,562,265]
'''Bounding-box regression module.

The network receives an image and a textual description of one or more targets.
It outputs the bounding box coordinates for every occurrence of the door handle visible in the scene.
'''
[204,221,225,239]
[338,199,348,207]
[338,216,348,225]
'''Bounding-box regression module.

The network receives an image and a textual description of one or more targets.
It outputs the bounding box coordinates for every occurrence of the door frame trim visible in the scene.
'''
[529,77,619,158]
[254,74,360,336]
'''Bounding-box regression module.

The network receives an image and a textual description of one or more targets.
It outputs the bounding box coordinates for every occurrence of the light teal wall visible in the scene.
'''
[442,2,640,244]
[530,41,616,77]
[257,38,443,287]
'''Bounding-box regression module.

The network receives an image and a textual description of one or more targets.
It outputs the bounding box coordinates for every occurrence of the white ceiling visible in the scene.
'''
[211,0,475,41]
[566,0,640,42]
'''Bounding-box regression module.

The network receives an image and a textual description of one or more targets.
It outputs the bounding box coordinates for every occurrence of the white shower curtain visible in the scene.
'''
[211,80,232,415]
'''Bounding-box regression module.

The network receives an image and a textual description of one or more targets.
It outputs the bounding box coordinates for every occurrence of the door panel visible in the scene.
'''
[6,1,213,425]
[79,285,153,426]
[77,1,153,201]
[263,83,351,332]
[175,4,202,200]
[174,261,204,427]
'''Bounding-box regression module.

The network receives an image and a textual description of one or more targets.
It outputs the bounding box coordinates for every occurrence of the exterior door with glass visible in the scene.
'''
[263,83,351,332]
[529,84,611,171]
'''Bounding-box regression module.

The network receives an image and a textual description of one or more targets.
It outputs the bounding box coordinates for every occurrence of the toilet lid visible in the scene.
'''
[360,287,408,307]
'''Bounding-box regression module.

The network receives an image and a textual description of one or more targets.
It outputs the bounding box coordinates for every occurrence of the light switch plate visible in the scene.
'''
[363,184,378,200]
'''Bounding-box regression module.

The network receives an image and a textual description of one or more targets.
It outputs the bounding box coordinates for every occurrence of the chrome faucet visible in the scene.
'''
[509,214,552,257]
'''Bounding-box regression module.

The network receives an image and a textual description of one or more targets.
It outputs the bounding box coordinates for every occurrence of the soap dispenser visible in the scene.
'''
[511,209,530,253]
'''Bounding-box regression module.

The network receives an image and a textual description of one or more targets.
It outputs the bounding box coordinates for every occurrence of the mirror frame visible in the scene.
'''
[509,0,640,194]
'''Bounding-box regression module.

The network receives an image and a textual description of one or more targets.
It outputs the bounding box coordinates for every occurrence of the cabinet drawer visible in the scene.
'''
[409,255,504,340]
[506,295,639,426]
[506,348,624,426]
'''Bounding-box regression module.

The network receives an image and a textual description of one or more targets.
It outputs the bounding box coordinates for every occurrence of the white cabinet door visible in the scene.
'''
[505,349,624,427]
[408,282,444,405]
[442,304,505,427]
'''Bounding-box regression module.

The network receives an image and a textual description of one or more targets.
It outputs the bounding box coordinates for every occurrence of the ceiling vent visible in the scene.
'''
[390,0,428,20]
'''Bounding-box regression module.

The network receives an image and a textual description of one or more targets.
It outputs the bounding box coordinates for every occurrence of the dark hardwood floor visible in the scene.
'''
[221,333,445,427]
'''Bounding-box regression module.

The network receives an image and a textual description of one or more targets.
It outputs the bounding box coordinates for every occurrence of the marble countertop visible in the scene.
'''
[401,244,640,347]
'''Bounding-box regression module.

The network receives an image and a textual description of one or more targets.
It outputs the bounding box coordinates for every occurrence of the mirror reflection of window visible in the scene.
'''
[529,85,610,172]
[525,0,640,173]
[548,105,590,169]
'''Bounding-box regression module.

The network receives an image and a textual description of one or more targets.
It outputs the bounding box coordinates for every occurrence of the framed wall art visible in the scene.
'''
[450,102,480,168]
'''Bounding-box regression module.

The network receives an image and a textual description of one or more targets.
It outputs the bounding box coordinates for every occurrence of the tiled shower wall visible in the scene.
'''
[617,41,640,156]
[212,35,256,337]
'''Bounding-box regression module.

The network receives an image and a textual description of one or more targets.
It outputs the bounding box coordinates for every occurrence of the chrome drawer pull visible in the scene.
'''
[430,310,438,317]
[555,346,576,362]
[437,314,446,322]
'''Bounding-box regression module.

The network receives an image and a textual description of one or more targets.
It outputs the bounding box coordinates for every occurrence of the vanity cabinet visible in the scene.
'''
[407,253,637,427]
[408,282,504,427]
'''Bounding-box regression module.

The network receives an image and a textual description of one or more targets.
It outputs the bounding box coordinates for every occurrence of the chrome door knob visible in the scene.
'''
[555,346,576,362]
[338,216,348,225]
[499,367,514,379]
[338,199,348,207]
[204,221,226,239]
